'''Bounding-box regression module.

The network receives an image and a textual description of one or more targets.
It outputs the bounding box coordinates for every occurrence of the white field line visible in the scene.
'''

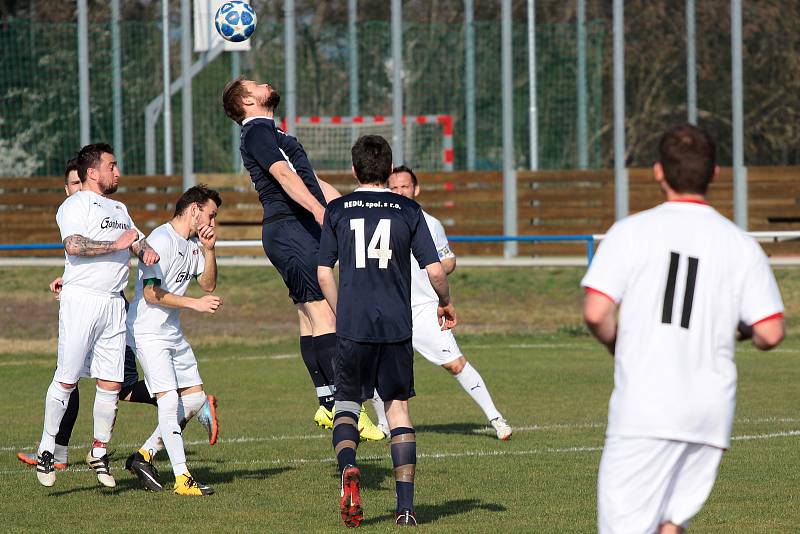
[2,417,798,454]
[2,430,799,475]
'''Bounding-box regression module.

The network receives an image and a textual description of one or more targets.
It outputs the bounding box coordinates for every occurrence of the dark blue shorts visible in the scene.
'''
[262,217,325,304]
[334,337,415,403]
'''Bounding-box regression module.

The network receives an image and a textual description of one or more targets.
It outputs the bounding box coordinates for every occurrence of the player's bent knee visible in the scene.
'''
[57,381,77,390]
[443,357,466,375]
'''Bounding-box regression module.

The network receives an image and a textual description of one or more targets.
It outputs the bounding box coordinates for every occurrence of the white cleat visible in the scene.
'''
[36,451,56,487]
[491,417,512,441]
[377,422,390,437]
[86,451,116,488]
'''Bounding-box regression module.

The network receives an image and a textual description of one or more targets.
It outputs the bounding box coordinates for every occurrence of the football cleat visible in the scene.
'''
[395,509,418,526]
[36,451,56,487]
[358,407,385,441]
[19,452,68,470]
[491,417,513,441]
[86,450,116,488]
[314,405,334,430]
[339,465,363,528]
[174,473,214,496]
[196,394,219,445]
[126,451,163,492]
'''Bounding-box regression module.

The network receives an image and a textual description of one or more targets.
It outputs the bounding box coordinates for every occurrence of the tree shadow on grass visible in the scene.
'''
[360,498,507,526]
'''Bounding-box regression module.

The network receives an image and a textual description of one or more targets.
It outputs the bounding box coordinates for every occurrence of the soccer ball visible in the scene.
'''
[214,1,257,43]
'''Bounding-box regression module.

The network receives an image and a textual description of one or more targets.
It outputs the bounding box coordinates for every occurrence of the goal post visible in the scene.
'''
[281,115,454,172]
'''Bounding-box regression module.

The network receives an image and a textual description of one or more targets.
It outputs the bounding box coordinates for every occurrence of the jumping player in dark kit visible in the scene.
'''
[317,135,457,527]
[221,78,383,440]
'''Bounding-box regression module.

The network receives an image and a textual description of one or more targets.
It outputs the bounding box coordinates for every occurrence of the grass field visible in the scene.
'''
[1,266,799,532]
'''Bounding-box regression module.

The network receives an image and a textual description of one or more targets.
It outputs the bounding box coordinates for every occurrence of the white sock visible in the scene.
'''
[454,362,501,422]
[157,390,188,477]
[54,444,69,464]
[369,391,389,428]
[179,391,207,426]
[141,428,164,456]
[92,386,119,455]
[38,381,73,455]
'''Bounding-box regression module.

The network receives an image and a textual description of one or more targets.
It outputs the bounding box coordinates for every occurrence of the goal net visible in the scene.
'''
[281,115,454,172]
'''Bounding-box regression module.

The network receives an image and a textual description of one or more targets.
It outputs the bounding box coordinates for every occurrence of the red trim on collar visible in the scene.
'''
[668,199,709,206]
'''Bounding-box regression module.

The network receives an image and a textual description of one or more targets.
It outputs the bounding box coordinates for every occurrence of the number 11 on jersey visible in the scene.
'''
[350,218,393,269]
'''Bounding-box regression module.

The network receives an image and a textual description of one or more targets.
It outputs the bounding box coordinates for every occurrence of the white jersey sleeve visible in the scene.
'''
[580,221,631,302]
[140,230,174,284]
[739,241,784,325]
[56,194,90,241]
[429,217,455,260]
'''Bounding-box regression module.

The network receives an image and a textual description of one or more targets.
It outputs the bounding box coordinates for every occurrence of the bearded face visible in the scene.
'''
[264,90,281,111]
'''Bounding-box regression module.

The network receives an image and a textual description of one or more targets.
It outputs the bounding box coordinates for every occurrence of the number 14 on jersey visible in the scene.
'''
[350,218,393,269]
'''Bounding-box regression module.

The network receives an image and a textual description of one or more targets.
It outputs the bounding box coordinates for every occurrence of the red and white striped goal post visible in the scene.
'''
[280,114,455,172]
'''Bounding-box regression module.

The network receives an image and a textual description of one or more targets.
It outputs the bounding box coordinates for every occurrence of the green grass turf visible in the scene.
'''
[0,267,799,532]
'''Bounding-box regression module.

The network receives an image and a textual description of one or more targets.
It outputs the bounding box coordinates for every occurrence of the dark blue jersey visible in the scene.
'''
[240,117,326,221]
[319,188,440,343]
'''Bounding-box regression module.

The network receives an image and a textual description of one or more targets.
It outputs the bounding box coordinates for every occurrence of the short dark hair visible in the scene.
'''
[63,157,79,185]
[222,76,248,125]
[658,124,716,195]
[174,184,223,217]
[391,165,418,186]
[76,143,114,183]
[352,135,393,185]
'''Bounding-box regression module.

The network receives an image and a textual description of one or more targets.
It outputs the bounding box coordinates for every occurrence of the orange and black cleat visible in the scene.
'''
[339,465,364,528]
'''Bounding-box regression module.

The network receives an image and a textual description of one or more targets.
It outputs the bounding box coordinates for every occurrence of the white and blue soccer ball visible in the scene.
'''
[214,1,257,43]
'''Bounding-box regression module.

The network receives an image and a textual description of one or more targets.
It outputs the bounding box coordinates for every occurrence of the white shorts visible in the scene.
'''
[54,287,126,383]
[136,336,202,395]
[598,436,723,534]
[411,302,462,365]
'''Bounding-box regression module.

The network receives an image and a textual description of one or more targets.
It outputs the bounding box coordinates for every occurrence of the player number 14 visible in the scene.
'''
[350,218,393,269]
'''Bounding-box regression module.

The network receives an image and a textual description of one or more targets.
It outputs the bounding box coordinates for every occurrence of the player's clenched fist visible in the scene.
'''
[197,223,216,249]
[115,228,139,251]
[193,294,223,314]
[437,302,457,331]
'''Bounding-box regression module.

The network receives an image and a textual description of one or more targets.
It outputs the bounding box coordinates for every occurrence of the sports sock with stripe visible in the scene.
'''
[156,390,188,477]
[300,335,335,410]
[332,403,360,472]
[55,385,80,451]
[38,381,73,455]
[92,386,119,454]
[454,362,501,422]
[390,427,416,513]
[313,333,338,410]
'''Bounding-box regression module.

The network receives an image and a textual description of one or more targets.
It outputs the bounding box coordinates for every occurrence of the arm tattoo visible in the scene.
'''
[131,238,154,260]
[63,235,117,257]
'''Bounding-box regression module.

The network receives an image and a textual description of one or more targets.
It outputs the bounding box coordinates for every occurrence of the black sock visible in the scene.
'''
[120,381,157,405]
[390,427,416,513]
[300,335,334,409]
[332,409,360,472]
[55,386,79,447]
[313,333,337,410]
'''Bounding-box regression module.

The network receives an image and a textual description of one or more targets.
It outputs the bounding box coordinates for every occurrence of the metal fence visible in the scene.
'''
[2,1,800,179]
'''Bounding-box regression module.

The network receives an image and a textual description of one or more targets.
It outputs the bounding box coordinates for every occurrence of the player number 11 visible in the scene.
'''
[350,218,393,269]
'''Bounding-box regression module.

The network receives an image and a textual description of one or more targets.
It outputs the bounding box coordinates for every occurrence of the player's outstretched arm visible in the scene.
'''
[583,291,617,355]
[130,237,159,266]
[196,223,218,292]
[425,262,457,330]
[739,317,785,350]
[143,283,223,314]
[316,176,342,204]
[317,266,338,315]
[63,228,139,257]
[270,161,327,225]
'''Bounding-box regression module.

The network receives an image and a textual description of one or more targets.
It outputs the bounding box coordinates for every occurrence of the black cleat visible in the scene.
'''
[126,451,163,492]
[395,509,417,526]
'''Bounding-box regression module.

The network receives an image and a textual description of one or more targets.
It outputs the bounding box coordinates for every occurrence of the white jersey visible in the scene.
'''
[581,201,783,449]
[56,190,139,294]
[410,211,455,307]
[127,222,205,340]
